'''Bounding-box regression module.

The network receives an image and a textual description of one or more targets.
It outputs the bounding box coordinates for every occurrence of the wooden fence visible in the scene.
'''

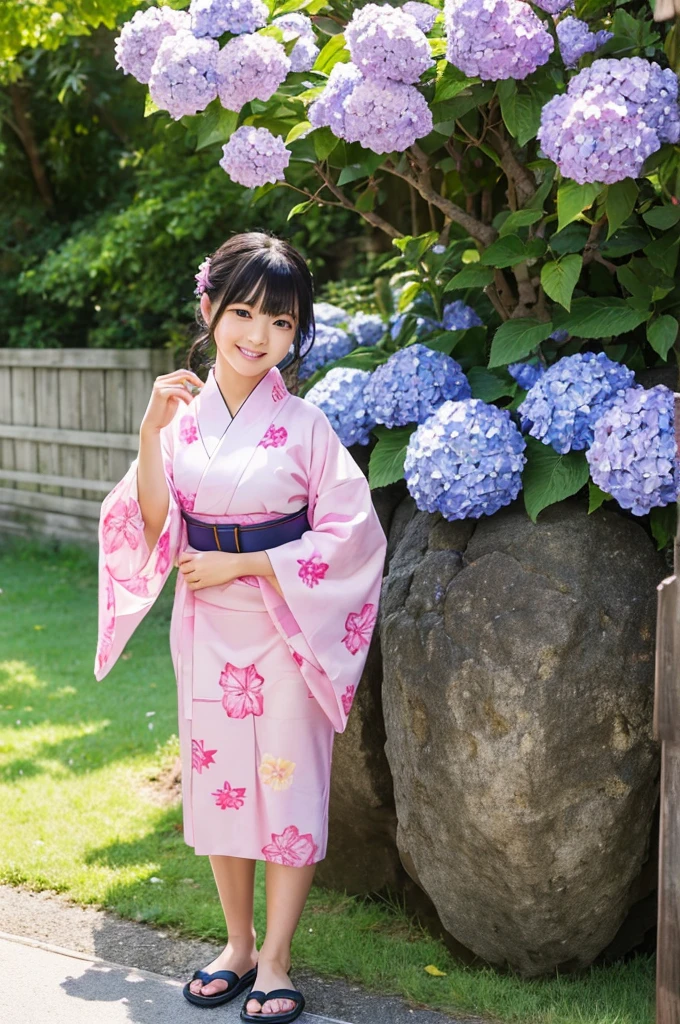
[0,349,174,544]
[654,391,680,1024]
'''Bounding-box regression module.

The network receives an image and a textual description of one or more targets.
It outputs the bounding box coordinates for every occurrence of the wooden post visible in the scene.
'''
[655,392,680,1024]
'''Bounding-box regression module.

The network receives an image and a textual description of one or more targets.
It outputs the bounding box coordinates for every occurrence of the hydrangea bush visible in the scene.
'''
[113,0,680,539]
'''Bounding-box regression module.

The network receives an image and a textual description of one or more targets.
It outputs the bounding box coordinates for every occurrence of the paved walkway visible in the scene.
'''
[0,932,352,1024]
[0,885,470,1024]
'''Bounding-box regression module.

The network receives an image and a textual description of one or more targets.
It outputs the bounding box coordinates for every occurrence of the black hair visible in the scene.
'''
[187,231,316,379]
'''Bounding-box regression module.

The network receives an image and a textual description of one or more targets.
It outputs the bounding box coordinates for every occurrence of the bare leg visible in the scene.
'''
[245,861,316,1016]
[189,855,259,998]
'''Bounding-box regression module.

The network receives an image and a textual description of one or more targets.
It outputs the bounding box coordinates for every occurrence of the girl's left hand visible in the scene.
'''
[178,550,240,590]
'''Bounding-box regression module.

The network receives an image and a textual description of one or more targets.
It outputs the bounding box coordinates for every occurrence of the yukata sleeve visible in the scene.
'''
[263,410,388,733]
[94,422,183,682]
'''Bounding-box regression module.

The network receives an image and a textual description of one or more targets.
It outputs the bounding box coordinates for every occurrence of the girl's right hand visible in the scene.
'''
[140,369,204,434]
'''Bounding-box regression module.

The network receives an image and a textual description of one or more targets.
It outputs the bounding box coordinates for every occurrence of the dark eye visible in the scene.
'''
[234,308,251,318]
[276,319,293,329]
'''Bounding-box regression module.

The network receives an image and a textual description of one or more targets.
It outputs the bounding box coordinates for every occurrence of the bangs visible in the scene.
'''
[222,253,305,325]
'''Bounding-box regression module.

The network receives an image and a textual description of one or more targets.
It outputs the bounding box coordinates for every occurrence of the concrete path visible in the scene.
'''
[0,885,471,1024]
[0,931,352,1024]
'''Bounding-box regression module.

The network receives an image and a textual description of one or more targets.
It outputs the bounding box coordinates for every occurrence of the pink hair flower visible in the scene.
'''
[195,256,213,296]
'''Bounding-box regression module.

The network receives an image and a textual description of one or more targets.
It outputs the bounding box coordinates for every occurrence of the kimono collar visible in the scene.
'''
[195,363,289,461]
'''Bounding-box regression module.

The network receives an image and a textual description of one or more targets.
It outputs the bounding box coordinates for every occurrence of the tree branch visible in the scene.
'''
[314,163,403,239]
[485,110,536,210]
[383,154,496,246]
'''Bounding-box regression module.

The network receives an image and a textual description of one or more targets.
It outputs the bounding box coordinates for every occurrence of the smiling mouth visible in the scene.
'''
[237,345,266,360]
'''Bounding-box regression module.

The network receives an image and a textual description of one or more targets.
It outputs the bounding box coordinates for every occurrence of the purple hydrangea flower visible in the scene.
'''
[444,0,554,81]
[442,300,483,330]
[403,1,439,32]
[345,3,434,84]
[550,328,570,343]
[148,31,219,119]
[308,62,364,136]
[298,324,356,380]
[568,57,680,144]
[538,57,680,184]
[508,361,545,390]
[314,301,348,326]
[190,0,268,38]
[216,33,290,109]
[343,78,433,153]
[586,384,678,515]
[114,7,190,85]
[219,126,290,187]
[517,351,636,454]
[272,13,320,72]
[364,343,472,427]
[347,312,385,347]
[532,0,574,12]
[305,367,377,446]
[404,398,527,520]
[557,17,613,69]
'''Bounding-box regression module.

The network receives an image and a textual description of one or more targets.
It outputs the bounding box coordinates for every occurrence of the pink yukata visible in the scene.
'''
[94,364,387,865]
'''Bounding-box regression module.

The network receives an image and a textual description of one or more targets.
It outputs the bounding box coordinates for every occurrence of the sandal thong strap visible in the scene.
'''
[193,969,240,985]
[263,989,304,1003]
[246,990,268,1003]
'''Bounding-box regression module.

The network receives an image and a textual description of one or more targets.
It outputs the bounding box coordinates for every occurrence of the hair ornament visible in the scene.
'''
[194,256,213,296]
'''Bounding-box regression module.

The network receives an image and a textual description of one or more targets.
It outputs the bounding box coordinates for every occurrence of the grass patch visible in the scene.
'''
[0,535,655,1024]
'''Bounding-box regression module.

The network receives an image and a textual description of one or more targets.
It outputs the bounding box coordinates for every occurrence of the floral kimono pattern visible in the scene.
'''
[94,365,387,863]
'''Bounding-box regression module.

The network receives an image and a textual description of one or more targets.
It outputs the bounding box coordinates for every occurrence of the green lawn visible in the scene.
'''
[0,535,655,1024]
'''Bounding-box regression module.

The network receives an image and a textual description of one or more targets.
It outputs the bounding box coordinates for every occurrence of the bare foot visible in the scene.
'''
[244,954,296,1016]
[189,942,258,998]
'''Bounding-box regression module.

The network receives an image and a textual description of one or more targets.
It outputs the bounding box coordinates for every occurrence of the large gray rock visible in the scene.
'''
[315,449,409,895]
[381,494,665,976]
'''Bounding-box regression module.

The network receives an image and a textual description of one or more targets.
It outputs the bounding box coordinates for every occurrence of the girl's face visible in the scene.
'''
[200,290,297,381]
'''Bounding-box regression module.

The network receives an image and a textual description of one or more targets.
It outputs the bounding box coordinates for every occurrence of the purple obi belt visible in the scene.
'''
[181,505,310,554]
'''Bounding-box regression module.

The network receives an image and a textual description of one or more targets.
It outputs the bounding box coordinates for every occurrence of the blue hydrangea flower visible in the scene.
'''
[298,324,356,380]
[508,361,545,390]
[313,301,348,327]
[389,313,441,341]
[517,351,636,454]
[442,300,483,330]
[148,31,219,119]
[347,312,385,347]
[364,343,472,427]
[305,367,376,447]
[404,398,527,520]
[586,385,678,515]
[550,328,570,344]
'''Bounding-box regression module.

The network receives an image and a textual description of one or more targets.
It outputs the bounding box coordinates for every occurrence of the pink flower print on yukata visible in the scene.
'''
[297,553,329,589]
[192,738,217,774]
[105,575,115,612]
[342,602,377,656]
[211,781,246,810]
[96,619,115,672]
[342,685,356,716]
[123,575,150,598]
[261,825,318,865]
[154,529,171,576]
[179,415,199,445]
[219,663,265,718]
[177,489,196,513]
[272,378,287,402]
[259,424,288,449]
[102,497,144,554]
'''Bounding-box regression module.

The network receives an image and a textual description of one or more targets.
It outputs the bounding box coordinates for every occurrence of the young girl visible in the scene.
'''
[94,231,388,1023]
